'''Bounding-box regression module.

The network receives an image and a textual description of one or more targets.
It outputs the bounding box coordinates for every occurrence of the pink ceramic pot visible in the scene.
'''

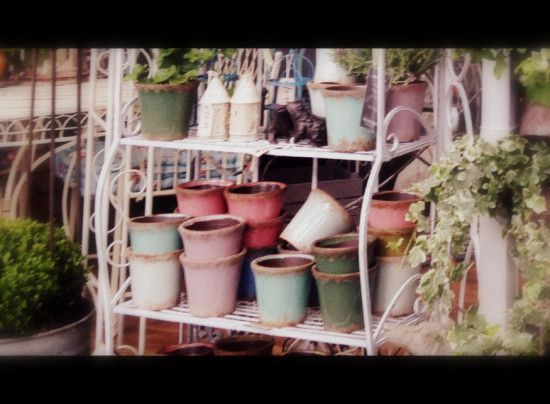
[178,214,246,260]
[179,248,246,318]
[176,179,235,217]
[243,210,286,249]
[224,181,287,222]
[386,81,429,142]
[368,191,421,230]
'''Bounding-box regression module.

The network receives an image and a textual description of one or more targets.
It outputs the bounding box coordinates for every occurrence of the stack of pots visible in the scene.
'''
[311,233,378,333]
[368,191,422,317]
[127,214,191,310]
[178,214,247,317]
[224,181,287,300]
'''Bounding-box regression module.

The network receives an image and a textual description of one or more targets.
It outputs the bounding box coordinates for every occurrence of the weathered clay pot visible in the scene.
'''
[128,213,191,254]
[252,254,315,327]
[373,255,421,317]
[368,225,416,257]
[312,232,376,274]
[160,342,215,356]
[322,84,376,152]
[243,210,286,249]
[368,191,421,230]
[280,188,355,253]
[178,214,245,260]
[179,248,246,318]
[225,181,287,222]
[176,179,235,217]
[307,81,341,118]
[127,248,183,311]
[520,101,550,138]
[238,246,278,301]
[312,265,364,333]
[386,81,428,142]
[215,335,275,356]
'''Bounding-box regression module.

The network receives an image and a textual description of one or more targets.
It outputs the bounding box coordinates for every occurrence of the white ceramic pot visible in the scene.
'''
[197,71,231,141]
[128,249,183,311]
[314,49,354,84]
[280,188,354,253]
[306,81,341,118]
[229,73,261,142]
[373,255,420,317]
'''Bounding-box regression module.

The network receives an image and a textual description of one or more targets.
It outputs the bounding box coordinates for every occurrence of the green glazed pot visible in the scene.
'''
[312,233,376,274]
[136,82,198,141]
[369,226,416,257]
[251,254,314,327]
[312,265,364,333]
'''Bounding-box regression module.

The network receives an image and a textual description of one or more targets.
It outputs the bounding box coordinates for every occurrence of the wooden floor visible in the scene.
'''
[100,267,478,356]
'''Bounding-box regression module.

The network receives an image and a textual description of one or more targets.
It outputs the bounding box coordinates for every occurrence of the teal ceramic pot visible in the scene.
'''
[322,85,376,152]
[251,254,315,327]
[312,265,364,333]
[129,214,191,254]
[136,82,198,141]
[311,232,377,274]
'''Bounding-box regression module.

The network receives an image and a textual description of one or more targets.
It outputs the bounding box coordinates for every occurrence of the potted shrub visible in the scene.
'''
[126,48,220,141]
[0,218,93,355]
[515,49,550,138]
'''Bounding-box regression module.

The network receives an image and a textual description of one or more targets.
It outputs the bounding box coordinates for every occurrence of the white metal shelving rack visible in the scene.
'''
[94,48,447,355]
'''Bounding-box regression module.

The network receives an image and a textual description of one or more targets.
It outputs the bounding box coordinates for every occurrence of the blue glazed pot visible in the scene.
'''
[129,214,191,254]
[322,85,376,153]
[238,247,277,301]
[252,254,315,327]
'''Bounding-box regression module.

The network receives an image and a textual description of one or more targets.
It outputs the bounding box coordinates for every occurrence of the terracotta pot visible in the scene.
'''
[368,191,421,230]
[386,81,428,142]
[160,342,215,356]
[373,255,420,317]
[127,249,183,311]
[252,254,315,327]
[243,210,286,249]
[215,335,275,356]
[178,214,245,261]
[128,213,191,254]
[368,226,416,257]
[280,188,355,253]
[520,100,550,138]
[179,248,246,318]
[312,232,376,274]
[238,246,278,301]
[224,181,287,222]
[176,179,235,217]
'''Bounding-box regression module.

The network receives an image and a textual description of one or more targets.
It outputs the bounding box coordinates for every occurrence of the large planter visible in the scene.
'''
[243,210,286,249]
[520,85,550,138]
[306,81,341,118]
[215,335,274,356]
[178,214,245,261]
[368,191,421,230]
[224,181,287,222]
[312,265,364,333]
[175,179,235,217]
[312,232,376,274]
[179,248,246,318]
[127,249,183,311]
[238,246,278,300]
[252,254,315,327]
[128,213,191,254]
[368,225,416,257]
[0,299,93,355]
[386,81,428,142]
[280,188,354,253]
[322,85,376,152]
[136,82,198,141]
[373,255,420,317]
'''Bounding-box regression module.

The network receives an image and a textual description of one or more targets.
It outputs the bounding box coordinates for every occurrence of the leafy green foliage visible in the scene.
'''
[0,218,88,337]
[126,48,237,85]
[406,134,550,354]
[332,49,373,80]
[515,49,550,107]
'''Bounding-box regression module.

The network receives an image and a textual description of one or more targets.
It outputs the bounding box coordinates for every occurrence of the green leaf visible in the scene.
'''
[152,66,177,84]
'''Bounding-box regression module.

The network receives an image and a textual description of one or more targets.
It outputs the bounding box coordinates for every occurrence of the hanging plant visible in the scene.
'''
[404,134,550,355]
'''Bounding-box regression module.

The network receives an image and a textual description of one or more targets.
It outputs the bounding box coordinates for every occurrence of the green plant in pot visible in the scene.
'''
[515,49,550,139]
[0,218,92,355]
[126,48,224,141]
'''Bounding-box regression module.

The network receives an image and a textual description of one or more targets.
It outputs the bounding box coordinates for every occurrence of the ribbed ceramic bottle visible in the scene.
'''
[229,73,261,142]
[197,71,230,141]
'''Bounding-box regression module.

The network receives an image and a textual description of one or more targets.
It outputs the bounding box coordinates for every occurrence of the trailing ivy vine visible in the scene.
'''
[405,134,550,354]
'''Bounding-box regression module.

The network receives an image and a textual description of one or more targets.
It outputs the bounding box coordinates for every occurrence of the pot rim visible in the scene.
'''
[160,342,215,355]
[389,80,429,91]
[367,225,417,237]
[224,181,287,200]
[176,179,235,196]
[311,262,378,281]
[178,214,246,236]
[307,81,344,90]
[246,210,287,228]
[127,248,183,261]
[135,81,199,93]
[312,232,376,256]
[371,190,422,207]
[322,84,366,99]
[215,335,275,353]
[129,213,192,230]
[179,247,247,267]
[251,253,315,276]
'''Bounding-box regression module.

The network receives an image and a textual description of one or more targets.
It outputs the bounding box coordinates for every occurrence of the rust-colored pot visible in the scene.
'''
[386,81,429,142]
[368,191,421,230]
[224,181,287,222]
[243,210,286,249]
[176,179,235,217]
[215,335,275,356]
